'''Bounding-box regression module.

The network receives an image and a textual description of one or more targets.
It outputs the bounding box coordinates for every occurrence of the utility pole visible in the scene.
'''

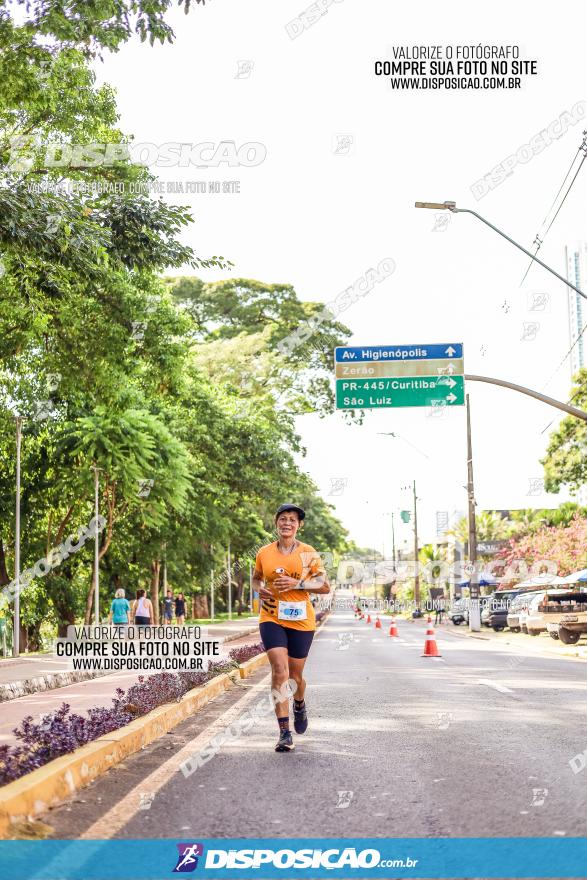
[413,482,420,610]
[391,511,396,571]
[163,542,167,594]
[210,569,215,621]
[466,394,481,632]
[226,543,232,621]
[13,417,22,657]
[90,466,101,625]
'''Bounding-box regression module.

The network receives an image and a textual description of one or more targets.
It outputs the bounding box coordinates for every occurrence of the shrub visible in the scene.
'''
[228,642,265,664]
[0,653,257,787]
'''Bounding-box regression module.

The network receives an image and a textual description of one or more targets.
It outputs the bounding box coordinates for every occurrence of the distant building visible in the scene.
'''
[565,243,586,380]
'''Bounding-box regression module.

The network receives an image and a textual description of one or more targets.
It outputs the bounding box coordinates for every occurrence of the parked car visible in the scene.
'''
[507,591,542,633]
[448,598,467,625]
[482,590,521,631]
[463,596,490,625]
[518,593,544,634]
[541,591,587,644]
[526,590,569,636]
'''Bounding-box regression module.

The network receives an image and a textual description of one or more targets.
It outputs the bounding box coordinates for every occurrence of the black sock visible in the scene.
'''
[278,716,290,732]
[294,698,305,711]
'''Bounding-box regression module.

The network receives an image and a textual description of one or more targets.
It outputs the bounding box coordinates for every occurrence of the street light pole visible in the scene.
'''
[210,568,215,621]
[91,466,100,625]
[227,543,232,621]
[415,201,586,300]
[391,511,396,571]
[13,417,22,657]
[413,481,420,610]
[466,394,481,632]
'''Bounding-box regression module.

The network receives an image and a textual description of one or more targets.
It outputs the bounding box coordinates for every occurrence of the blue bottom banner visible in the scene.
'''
[1,837,586,879]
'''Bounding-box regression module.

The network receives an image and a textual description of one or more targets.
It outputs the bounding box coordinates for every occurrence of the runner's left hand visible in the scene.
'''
[273,576,301,590]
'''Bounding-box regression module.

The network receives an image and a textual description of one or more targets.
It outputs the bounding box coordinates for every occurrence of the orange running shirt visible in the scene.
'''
[255,541,325,632]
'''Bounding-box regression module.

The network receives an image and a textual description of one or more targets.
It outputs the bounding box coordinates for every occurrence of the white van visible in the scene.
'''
[507,591,542,633]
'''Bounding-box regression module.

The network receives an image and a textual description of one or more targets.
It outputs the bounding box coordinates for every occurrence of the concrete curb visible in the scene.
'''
[0,669,105,704]
[0,652,269,838]
[238,652,269,678]
[0,626,260,704]
[219,625,260,644]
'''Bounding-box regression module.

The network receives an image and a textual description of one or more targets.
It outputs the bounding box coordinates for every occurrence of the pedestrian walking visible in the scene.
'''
[108,588,130,629]
[163,589,174,623]
[175,592,186,625]
[252,503,330,752]
[434,593,446,626]
[131,589,154,626]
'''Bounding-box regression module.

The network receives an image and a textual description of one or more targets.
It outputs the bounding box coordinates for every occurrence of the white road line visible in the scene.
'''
[80,672,271,839]
[478,678,513,694]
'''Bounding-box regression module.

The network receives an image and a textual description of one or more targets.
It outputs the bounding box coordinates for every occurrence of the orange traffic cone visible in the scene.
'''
[422,620,441,657]
[375,616,382,629]
[366,614,371,624]
[389,616,399,638]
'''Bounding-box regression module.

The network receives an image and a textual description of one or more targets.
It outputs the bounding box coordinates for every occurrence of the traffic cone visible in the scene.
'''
[375,616,382,629]
[389,616,399,638]
[422,620,441,657]
[366,614,371,624]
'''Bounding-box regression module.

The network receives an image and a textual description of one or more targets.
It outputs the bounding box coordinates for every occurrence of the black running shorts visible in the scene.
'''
[259,621,315,659]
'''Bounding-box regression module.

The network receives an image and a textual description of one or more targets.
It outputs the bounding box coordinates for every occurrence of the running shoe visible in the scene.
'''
[275,729,295,752]
[293,701,308,735]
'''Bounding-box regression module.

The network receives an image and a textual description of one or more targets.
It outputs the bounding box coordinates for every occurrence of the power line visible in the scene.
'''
[541,314,587,396]
[519,131,587,287]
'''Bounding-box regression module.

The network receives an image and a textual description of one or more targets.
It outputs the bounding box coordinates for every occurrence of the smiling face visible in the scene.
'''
[276,510,301,540]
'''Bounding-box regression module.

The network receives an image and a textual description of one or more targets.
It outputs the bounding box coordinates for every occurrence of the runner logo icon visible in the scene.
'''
[173,843,204,872]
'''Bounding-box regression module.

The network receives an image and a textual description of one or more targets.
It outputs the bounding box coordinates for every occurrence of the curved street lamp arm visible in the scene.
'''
[453,207,586,301]
[464,373,587,422]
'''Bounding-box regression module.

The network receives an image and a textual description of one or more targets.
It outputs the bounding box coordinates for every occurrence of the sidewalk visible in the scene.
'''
[0,619,260,702]
[0,623,261,748]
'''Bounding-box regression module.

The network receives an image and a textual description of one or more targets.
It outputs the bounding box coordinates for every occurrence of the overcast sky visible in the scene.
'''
[94,0,586,553]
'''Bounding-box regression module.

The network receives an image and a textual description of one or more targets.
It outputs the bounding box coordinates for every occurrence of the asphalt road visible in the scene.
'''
[46,604,587,842]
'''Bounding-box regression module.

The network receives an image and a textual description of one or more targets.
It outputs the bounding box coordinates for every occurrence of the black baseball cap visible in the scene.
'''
[275,503,306,521]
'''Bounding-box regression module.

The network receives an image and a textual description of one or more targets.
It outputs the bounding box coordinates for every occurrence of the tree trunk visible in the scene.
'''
[235,568,245,615]
[26,621,42,652]
[0,538,10,587]
[84,571,96,624]
[150,559,161,624]
[18,621,28,653]
[52,593,77,637]
[193,594,209,619]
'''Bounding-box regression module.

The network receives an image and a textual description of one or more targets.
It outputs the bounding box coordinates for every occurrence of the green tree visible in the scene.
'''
[542,369,587,495]
[168,276,352,416]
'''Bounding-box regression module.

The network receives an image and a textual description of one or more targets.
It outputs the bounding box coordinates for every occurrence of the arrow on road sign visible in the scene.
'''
[437,363,455,375]
[445,346,457,357]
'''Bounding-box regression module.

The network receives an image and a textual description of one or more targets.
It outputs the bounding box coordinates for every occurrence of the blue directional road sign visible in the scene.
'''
[334,343,465,409]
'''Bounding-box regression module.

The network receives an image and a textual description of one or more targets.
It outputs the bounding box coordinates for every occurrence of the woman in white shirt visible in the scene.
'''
[131,589,154,625]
